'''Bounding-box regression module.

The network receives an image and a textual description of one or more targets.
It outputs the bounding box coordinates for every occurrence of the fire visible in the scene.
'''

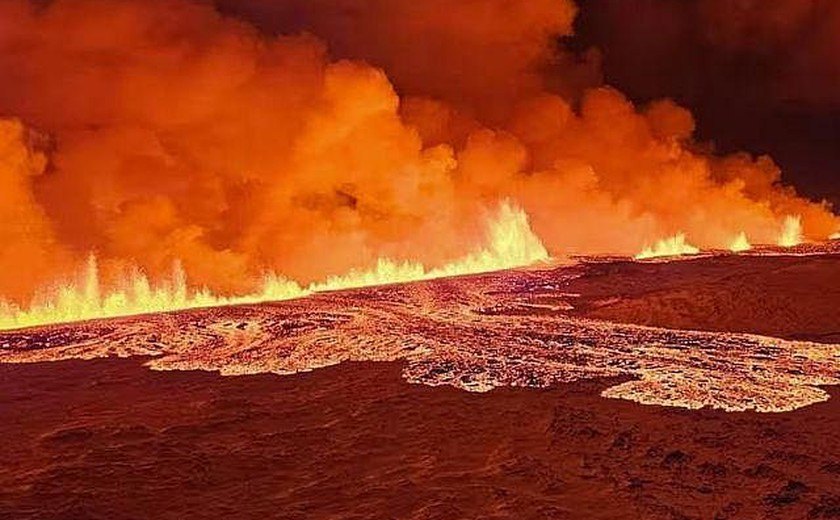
[0,201,547,330]
[310,201,548,292]
[830,232,840,240]
[0,257,308,332]
[635,233,700,260]
[729,232,751,252]
[778,215,804,247]
[0,0,837,326]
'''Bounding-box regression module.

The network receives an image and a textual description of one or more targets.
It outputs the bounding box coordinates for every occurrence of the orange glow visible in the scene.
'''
[778,215,804,247]
[0,256,305,331]
[635,233,700,260]
[308,201,548,292]
[0,0,837,328]
[0,201,547,330]
[729,232,751,252]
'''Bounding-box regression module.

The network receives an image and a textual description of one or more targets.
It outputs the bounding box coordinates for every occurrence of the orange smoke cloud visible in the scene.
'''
[216,0,598,121]
[0,0,836,306]
[0,119,69,302]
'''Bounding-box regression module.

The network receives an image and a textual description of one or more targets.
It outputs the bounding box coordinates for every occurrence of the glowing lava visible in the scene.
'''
[2,251,837,413]
[778,215,804,247]
[729,232,751,252]
[635,233,700,260]
[0,201,548,331]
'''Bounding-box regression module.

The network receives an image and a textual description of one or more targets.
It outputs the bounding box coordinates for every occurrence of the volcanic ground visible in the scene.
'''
[1,247,839,519]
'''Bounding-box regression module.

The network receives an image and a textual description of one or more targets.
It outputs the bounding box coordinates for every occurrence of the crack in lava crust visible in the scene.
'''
[1,261,838,413]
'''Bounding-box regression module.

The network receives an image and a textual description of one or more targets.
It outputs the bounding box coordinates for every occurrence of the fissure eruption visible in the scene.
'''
[0,0,838,327]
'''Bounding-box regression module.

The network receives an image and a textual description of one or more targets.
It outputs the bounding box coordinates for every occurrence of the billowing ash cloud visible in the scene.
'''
[0,0,836,303]
[214,0,602,121]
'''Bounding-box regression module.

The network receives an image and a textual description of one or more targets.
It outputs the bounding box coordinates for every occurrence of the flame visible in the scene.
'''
[778,215,804,247]
[729,232,751,252]
[830,232,840,240]
[0,0,838,316]
[635,233,700,260]
[0,257,308,332]
[0,201,547,330]
[310,201,548,292]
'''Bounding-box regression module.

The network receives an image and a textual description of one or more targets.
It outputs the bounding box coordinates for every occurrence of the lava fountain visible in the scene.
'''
[0,201,547,331]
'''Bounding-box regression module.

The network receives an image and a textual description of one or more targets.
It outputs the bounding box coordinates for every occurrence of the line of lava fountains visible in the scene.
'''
[0,198,831,331]
[634,214,817,259]
[0,201,548,331]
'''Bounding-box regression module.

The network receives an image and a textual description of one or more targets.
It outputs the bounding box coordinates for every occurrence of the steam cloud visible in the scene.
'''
[0,0,836,303]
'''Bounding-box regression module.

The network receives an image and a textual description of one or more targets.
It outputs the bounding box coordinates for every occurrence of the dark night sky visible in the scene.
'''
[573,0,840,207]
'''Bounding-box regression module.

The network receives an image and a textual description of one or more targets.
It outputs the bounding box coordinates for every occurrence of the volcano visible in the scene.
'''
[3,0,840,518]
[2,247,839,518]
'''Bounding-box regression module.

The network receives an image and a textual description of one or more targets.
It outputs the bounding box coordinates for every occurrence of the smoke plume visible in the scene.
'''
[0,0,836,304]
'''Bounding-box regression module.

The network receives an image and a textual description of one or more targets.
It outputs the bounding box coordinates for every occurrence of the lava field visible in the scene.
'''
[3,248,838,413]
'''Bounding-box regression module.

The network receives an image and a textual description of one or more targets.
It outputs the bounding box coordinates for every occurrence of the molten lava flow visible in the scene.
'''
[635,233,700,260]
[3,250,838,413]
[0,201,547,330]
[729,232,751,252]
[778,215,804,247]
